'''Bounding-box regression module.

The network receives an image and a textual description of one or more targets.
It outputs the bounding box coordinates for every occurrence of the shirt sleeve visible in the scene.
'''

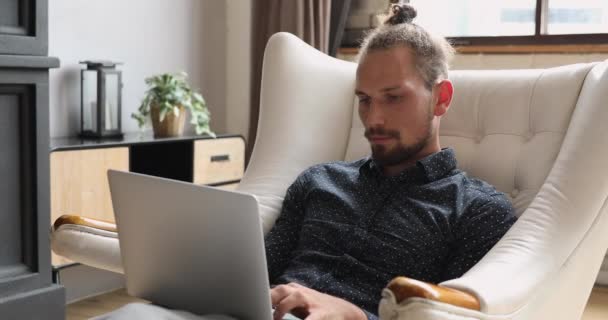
[265,174,308,284]
[441,193,517,281]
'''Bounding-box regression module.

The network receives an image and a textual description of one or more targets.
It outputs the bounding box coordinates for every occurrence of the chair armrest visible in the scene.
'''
[51,214,123,274]
[53,214,117,233]
[386,276,480,311]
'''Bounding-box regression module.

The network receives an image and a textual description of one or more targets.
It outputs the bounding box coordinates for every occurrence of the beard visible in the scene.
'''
[365,119,433,167]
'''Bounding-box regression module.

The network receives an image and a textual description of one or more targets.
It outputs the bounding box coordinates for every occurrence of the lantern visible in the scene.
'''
[80,60,123,138]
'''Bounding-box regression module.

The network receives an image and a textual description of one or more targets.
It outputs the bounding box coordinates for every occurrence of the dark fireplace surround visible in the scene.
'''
[0,0,65,318]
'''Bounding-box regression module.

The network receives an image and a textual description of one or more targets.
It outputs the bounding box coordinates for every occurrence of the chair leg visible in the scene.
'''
[52,262,81,284]
[52,267,60,284]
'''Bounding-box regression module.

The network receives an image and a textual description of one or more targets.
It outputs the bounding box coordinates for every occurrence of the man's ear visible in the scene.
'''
[433,79,453,117]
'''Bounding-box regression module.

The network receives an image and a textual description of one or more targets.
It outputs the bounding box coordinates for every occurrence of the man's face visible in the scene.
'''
[355,46,436,167]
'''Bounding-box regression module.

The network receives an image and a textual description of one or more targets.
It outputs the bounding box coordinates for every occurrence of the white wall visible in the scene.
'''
[49,0,227,138]
[225,0,252,143]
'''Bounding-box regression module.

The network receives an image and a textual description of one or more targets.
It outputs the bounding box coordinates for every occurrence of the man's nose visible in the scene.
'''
[366,103,386,126]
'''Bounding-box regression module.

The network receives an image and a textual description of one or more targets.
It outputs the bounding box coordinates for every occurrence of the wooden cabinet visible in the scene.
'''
[50,147,129,223]
[50,134,245,266]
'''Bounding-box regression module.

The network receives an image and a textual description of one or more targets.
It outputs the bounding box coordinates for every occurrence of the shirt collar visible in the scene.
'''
[416,148,458,181]
[360,148,458,183]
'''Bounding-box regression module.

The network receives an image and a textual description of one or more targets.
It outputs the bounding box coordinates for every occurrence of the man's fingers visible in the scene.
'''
[272,283,307,305]
[273,290,308,320]
[270,284,292,306]
[287,282,306,289]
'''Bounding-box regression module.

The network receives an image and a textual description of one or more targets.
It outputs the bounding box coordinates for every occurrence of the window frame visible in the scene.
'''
[447,0,608,46]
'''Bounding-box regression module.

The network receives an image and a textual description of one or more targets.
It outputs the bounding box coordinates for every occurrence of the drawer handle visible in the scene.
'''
[211,154,230,162]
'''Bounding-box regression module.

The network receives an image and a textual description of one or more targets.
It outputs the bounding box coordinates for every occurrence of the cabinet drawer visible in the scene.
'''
[215,183,239,191]
[193,137,245,185]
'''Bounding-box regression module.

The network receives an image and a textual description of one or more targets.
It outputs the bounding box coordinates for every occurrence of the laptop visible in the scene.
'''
[108,169,274,320]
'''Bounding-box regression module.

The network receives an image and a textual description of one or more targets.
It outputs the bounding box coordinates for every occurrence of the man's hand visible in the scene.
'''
[270,282,368,320]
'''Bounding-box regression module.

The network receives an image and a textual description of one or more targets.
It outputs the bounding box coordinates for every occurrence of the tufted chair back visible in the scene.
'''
[346,66,593,217]
[238,32,608,320]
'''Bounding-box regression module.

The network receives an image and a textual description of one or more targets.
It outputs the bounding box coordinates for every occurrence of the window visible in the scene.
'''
[547,0,607,35]
[409,0,608,45]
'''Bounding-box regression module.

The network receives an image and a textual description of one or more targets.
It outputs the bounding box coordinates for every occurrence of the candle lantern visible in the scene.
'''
[79,60,123,138]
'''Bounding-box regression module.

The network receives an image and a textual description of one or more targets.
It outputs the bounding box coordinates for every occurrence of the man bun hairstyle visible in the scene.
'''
[358,2,454,90]
[385,2,417,25]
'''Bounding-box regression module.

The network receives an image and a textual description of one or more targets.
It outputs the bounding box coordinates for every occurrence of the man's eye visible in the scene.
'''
[386,95,401,103]
[358,97,370,104]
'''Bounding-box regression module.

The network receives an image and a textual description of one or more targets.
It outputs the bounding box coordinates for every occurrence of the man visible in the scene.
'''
[266,4,516,320]
[98,3,516,320]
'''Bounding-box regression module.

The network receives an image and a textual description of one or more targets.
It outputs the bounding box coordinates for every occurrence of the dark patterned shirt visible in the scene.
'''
[265,148,517,319]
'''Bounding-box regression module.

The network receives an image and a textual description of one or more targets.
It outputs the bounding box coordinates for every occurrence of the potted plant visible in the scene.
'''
[132,72,215,138]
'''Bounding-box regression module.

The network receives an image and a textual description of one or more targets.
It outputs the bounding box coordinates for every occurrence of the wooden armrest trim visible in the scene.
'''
[53,214,117,233]
[386,276,480,311]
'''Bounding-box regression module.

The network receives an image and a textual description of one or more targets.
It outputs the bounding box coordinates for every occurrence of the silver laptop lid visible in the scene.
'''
[108,170,273,320]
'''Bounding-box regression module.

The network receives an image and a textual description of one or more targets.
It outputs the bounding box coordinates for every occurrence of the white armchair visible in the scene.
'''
[52,32,608,320]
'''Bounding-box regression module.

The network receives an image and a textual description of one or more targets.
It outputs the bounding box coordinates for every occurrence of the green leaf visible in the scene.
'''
[131,113,146,127]
[193,93,205,104]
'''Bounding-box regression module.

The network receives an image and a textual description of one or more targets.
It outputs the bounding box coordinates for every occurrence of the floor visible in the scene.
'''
[66,289,146,320]
[67,287,608,320]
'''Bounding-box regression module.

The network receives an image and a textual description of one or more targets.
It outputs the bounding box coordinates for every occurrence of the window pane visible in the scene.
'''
[547,0,608,34]
[104,73,120,131]
[82,70,97,132]
[409,0,536,37]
